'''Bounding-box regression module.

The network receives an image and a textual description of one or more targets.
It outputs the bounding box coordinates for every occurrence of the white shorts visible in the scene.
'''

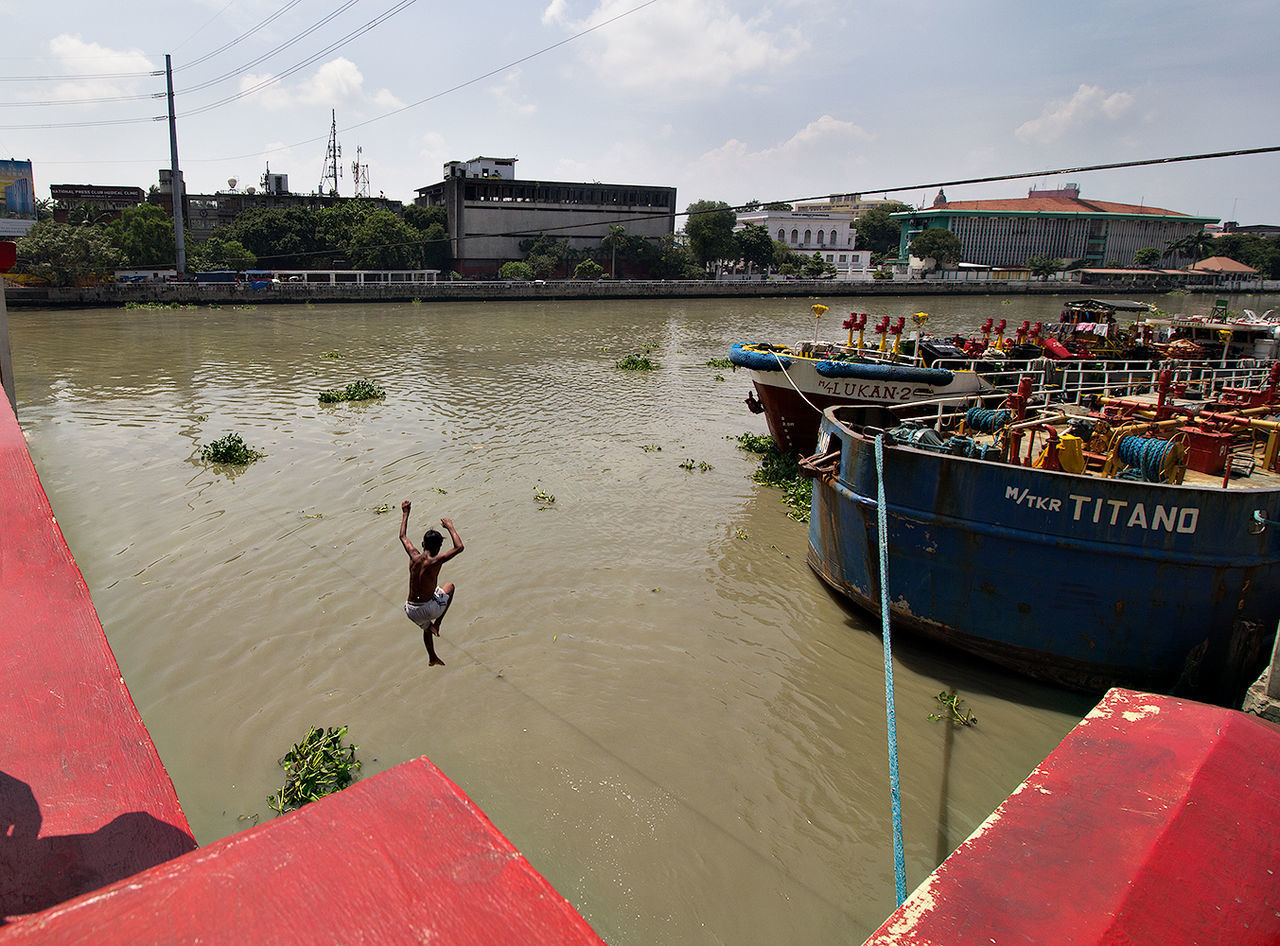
[405,588,450,628]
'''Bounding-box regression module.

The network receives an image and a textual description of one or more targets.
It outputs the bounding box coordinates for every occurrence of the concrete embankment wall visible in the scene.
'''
[3,277,1235,309]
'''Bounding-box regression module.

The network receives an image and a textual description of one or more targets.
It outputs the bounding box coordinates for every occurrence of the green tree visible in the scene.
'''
[1133,246,1162,268]
[186,236,256,271]
[1215,233,1280,279]
[403,203,447,233]
[762,201,793,211]
[499,260,533,280]
[854,202,912,257]
[348,210,424,269]
[602,224,627,278]
[574,258,604,280]
[14,220,124,286]
[908,228,962,268]
[222,206,323,269]
[103,203,175,267]
[735,223,775,273]
[651,233,696,279]
[801,252,831,278]
[417,222,451,272]
[683,200,737,271]
[1026,255,1063,279]
[1162,230,1216,266]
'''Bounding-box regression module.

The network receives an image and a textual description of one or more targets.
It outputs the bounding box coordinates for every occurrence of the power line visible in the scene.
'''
[175,0,363,95]
[179,0,415,117]
[190,0,664,164]
[176,0,306,67]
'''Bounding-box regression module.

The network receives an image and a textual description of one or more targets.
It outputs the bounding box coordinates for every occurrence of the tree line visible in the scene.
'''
[9,201,451,287]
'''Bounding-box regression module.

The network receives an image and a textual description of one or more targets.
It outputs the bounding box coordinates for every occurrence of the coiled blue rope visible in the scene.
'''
[965,407,1011,432]
[1117,436,1176,482]
[874,433,908,906]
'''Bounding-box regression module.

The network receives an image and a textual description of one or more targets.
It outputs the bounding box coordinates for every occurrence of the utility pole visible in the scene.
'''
[165,55,187,275]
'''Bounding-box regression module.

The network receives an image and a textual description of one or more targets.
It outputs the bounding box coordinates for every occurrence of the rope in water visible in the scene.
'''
[874,433,908,906]
[1116,435,1176,482]
[964,407,1011,433]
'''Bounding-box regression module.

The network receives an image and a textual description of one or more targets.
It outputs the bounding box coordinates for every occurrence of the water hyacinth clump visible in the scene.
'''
[267,725,361,814]
[736,431,811,522]
[199,432,265,464]
[318,379,386,403]
[616,352,657,371]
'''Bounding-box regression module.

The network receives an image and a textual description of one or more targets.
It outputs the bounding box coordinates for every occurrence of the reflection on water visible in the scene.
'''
[12,292,1271,943]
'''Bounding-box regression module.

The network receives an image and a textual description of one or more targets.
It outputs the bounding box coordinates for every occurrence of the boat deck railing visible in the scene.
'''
[890,359,1277,432]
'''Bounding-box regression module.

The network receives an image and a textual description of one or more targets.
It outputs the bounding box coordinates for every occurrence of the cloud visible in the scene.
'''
[44,34,156,102]
[239,58,405,112]
[547,0,806,97]
[691,115,873,201]
[490,70,537,116]
[1015,84,1136,145]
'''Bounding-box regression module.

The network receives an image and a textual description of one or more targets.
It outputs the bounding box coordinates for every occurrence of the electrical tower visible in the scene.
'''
[319,110,342,196]
[351,145,370,198]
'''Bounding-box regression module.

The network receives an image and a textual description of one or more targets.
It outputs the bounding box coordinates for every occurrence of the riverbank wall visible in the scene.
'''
[4,277,1259,309]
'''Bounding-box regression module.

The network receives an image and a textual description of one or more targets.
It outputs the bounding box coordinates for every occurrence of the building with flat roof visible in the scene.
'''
[892,184,1218,269]
[736,209,871,279]
[414,157,677,276]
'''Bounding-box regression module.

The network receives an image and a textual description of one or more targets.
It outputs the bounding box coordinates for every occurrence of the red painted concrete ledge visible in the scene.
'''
[864,687,1280,945]
[0,756,607,944]
[0,392,196,922]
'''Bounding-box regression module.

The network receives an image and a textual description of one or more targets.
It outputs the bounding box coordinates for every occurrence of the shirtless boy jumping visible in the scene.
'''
[399,500,464,666]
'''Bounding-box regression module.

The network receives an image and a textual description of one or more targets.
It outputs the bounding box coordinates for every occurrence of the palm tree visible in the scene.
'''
[1163,231,1216,267]
[602,224,626,278]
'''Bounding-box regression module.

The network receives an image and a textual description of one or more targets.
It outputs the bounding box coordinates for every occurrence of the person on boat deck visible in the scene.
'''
[399,500,464,667]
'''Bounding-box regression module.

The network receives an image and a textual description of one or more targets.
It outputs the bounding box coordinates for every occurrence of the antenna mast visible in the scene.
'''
[351,145,370,198]
[319,110,342,196]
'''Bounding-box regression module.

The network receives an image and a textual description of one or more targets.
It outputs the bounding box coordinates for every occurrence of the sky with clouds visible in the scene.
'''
[2,0,1278,224]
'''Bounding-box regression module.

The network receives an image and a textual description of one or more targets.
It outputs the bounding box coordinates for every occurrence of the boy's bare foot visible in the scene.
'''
[429,656,445,667]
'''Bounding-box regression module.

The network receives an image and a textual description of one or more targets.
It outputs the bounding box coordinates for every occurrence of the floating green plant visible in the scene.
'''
[320,351,344,359]
[616,353,657,371]
[679,458,713,472]
[641,443,663,452]
[534,486,556,509]
[738,432,810,522]
[267,725,361,814]
[199,432,265,464]
[373,503,391,514]
[928,691,978,727]
[735,527,749,540]
[318,379,385,403]
[705,357,734,369]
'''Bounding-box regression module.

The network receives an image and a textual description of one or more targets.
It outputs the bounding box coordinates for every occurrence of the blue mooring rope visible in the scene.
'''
[965,407,1011,433]
[874,433,908,906]
[1117,436,1175,482]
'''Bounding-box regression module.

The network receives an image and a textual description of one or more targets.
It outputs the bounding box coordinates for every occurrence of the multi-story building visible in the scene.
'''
[736,209,871,279]
[892,184,1218,268]
[414,157,676,276]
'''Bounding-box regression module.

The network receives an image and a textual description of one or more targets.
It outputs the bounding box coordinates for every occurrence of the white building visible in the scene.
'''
[736,209,872,280]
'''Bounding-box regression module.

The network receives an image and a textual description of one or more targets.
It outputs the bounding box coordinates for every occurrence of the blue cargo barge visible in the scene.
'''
[803,396,1280,695]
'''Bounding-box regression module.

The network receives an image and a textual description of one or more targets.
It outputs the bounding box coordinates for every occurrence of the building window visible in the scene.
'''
[817,229,825,245]
[839,254,847,263]
[791,229,798,243]
[804,229,812,244]
[777,228,785,241]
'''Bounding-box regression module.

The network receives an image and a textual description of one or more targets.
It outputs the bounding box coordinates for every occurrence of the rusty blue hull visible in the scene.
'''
[806,411,1280,694]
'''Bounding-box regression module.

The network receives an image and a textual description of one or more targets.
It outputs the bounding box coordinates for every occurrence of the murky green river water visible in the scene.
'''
[10,290,1274,943]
